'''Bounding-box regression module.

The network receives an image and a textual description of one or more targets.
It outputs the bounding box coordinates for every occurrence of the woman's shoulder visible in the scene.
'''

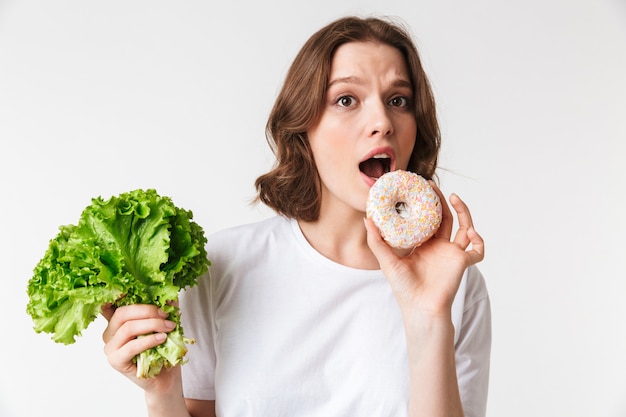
[205,215,293,257]
[451,265,489,341]
[464,265,489,307]
[208,215,290,241]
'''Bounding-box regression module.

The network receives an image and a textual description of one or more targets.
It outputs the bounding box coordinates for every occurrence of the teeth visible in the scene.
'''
[372,153,391,159]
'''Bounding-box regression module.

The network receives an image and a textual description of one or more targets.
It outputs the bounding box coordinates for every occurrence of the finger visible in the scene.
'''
[106,332,168,375]
[102,304,169,343]
[104,316,176,351]
[429,181,453,240]
[449,193,474,248]
[101,303,115,321]
[363,217,398,268]
[465,227,485,265]
[450,193,475,230]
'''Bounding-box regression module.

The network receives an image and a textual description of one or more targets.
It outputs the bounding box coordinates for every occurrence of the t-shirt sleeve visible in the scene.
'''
[179,268,217,400]
[455,266,492,417]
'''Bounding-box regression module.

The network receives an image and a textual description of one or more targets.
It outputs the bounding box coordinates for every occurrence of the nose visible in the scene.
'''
[367,100,393,137]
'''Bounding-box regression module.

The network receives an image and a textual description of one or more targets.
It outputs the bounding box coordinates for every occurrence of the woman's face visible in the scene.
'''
[307,41,417,218]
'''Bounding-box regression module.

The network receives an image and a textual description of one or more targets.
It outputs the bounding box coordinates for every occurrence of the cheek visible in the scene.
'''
[312,146,341,177]
[308,121,348,161]
[398,125,417,168]
[307,136,335,176]
[308,135,330,163]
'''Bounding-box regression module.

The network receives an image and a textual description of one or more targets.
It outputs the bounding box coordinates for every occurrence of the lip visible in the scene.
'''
[359,146,396,187]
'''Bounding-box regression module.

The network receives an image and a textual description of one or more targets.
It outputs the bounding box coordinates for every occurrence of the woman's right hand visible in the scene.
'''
[101,304,182,394]
[102,304,214,416]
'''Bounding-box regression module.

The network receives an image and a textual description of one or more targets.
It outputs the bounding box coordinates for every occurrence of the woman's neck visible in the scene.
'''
[298,207,380,270]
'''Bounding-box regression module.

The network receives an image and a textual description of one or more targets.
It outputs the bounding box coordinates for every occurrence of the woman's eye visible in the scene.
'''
[389,96,409,107]
[337,95,356,107]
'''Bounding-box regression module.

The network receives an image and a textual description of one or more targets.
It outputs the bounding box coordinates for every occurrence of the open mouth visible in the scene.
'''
[359,153,391,180]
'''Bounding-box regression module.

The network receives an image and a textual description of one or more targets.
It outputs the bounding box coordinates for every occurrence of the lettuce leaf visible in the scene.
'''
[26,189,210,378]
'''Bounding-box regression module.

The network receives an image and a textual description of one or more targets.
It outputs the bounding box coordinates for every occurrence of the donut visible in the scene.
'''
[366,170,442,249]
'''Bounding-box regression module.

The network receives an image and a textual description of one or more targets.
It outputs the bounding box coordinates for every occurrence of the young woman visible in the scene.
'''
[102,16,491,417]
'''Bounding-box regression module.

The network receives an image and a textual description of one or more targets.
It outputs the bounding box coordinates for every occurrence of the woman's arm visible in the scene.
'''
[185,399,216,417]
[365,186,485,417]
[402,308,464,417]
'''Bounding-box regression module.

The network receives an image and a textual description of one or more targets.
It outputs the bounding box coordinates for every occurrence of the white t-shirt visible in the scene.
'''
[180,216,491,417]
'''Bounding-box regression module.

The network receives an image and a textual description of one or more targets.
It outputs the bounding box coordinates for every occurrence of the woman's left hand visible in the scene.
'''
[364,182,484,318]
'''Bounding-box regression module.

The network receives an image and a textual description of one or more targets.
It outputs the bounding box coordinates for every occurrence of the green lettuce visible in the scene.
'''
[26,189,210,378]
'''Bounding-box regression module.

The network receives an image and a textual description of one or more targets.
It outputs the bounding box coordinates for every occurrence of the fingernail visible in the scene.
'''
[164,320,176,330]
[157,309,169,318]
[155,333,167,342]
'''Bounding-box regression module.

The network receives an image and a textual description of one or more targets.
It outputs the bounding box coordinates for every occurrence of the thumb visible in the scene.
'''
[364,217,397,268]
[101,303,116,321]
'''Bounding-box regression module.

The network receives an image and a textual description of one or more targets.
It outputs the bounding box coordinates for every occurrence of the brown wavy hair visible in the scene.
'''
[255,16,441,222]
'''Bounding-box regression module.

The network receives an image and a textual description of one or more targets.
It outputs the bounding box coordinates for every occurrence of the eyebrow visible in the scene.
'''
[327,76,413,90]
[328,76,363,88]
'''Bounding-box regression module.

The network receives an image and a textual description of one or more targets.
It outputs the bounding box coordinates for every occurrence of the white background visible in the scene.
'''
[1,1,625,416]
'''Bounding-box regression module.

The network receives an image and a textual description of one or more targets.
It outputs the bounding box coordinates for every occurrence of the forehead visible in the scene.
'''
[329,41,410,83]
